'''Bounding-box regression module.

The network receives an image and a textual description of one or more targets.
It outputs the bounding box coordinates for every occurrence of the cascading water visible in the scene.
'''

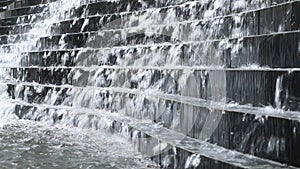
[0,0,299,168]
[0,0,159,168]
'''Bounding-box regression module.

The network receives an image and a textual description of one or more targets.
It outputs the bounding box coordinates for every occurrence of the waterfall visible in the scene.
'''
[0,0,299,168]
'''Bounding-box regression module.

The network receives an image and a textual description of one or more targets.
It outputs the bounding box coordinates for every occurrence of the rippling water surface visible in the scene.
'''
[0,120,158,169]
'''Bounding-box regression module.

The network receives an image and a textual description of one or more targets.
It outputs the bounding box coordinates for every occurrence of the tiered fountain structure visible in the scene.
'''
[0,0,299,168]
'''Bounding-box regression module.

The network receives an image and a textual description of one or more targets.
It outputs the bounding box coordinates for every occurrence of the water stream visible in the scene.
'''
[0,100,158,168]
[0,120,158,168]
[0,0,161,168]
[0,0,299,168]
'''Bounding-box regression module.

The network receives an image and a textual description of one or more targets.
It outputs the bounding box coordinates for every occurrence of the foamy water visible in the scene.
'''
[0,119,159,169]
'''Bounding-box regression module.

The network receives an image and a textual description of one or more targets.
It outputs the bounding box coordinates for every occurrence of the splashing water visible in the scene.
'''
[0,0,160,168]
[275,75,284,109]
[0,119,158,169]
[1,0,297,168]
[184,154,201,169]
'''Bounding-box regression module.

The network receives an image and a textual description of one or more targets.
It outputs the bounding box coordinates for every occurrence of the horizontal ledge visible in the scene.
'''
[0,3,47,13]
[158,93,300,122]
[0,0,203,21]
[0,0,101,20]
[0,65,299,72]
[0,97,151,128]
[0,3,47,19]
[0,98,298,169]
[2,30,299,50]
[0,0,297,35]
[0,0,205,29]
[0,0,58,13]
[1,80,300,122]
[131,123,299,169]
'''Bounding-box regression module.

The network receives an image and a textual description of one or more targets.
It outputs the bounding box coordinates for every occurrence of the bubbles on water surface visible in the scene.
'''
[0,120,159,169]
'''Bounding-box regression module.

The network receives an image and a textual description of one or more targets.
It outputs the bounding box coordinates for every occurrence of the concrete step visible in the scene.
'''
[1,31,299,69]
[0,1,298,38]
[2,67,300,112]
[0,98,299,168]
